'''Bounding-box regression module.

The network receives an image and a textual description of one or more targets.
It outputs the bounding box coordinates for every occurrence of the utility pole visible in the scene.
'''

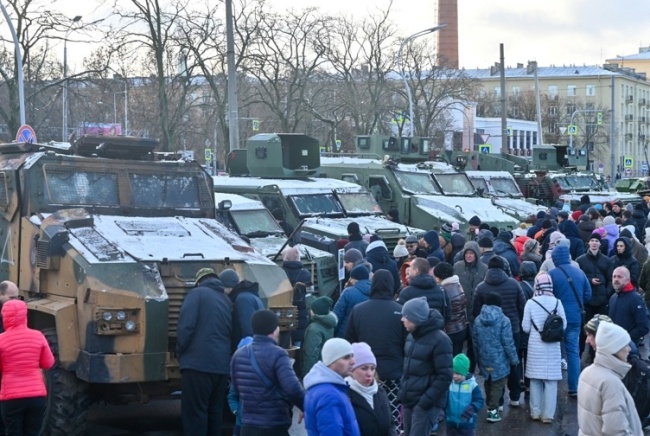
[499,44,507,154]
[225,0,240,150]
[610,76,616,179]
[531,61,544,145]
[0,3,25,127]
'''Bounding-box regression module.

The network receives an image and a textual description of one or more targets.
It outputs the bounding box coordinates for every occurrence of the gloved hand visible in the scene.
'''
[461,405,476,421]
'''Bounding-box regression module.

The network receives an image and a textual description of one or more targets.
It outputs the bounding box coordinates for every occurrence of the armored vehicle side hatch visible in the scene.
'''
[72,135,160,160]
[243,133,320,178]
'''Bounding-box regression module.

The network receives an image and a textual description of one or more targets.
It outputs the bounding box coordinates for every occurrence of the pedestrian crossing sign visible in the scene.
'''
[479,144,492,154]
[624,157,634,168]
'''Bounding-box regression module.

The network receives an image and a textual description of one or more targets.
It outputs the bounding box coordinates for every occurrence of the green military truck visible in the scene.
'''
[0,137,293,435]
[215,192,339,297]
[319,155,519,233]
[214,134,423,253]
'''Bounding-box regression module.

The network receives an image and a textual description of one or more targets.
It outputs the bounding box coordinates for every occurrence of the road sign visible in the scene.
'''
[252,119,260,131]
[567,125,578,135]
[597,112,603,125]
[559,127,567,135]
[479,144,492,154]
[335,139,342,150]
[204,149,212,162]
[626,168,632,176]
[624,157,634,168]
[16,124,37,144]
[506,127,512,137]
[479,134,490,143]
[643,162,648,171]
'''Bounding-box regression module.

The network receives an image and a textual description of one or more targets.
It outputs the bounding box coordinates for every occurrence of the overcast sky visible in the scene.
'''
[54,0,650,70]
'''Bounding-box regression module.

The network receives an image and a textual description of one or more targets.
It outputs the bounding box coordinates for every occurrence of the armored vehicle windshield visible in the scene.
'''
[553,173,599,191]
[393,170,442,194]
[336,191,383,215]
[432,173,477,196]
[468,173,523,198]
[289,193,345,217]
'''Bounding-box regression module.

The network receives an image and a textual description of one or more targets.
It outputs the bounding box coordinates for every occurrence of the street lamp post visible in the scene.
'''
[62,15,82,141]
[113,75,128,135]
[397,24,447,137]
[0,2,25,126]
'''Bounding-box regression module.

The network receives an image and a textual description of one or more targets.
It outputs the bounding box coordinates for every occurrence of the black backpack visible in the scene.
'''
[624,356,650,428]
[531,299,564,343]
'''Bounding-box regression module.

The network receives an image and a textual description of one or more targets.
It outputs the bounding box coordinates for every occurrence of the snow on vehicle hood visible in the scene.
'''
[248,236,333,260]
[414,195,519,229]
[302,216,423,238]
[491,198,546,221]
[62,215,277,265]
[559,191,641,204]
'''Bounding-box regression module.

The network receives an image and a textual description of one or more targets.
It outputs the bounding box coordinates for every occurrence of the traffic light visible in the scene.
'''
[597,112,603,125]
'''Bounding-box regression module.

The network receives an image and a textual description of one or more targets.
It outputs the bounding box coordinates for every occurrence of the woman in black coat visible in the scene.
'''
[346,342,396,436]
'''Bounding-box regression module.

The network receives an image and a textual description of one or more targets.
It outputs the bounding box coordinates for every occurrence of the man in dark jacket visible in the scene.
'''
[422,230,445,263]
[219,269,264,351]
[281,246,312,345]
[493,231,521,278]
[344,221,368,255]
[631,203,647,242]
[577,214,596,245]
[400,297,453,436]
[365,237,400,293]
[472,256,526,406]
[609,266,650,347]
[177,268,233,436]
[346,269,407,433]
[577,194,592,213]
[398,258,451,325]
[231,310,305,434]
[610,237,640,288]
[405,235,428,259]
[558,219,586,260]
[548,245,591,396]
[526,211,547,239]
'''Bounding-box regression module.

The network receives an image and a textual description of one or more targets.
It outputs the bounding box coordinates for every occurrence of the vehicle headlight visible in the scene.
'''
[102,311,113,321]
[124,320,137,331]
[116,311,126,321]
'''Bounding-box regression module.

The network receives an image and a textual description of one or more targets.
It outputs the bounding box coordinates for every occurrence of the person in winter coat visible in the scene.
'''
[400,297,453,436]
[345,343,396,436]
[577,322,643,435]
[540,238,580,273]
[454,241,488,373]
[575,233,614,316]
[527,211,547,239]
[620,227,648,266]
[558,219,585,260]
[577,194,592,213]
[493,231,521,278]
[548,244,592,397]
[345,222,368,255]
[220,269,264,350]
[302,297,337,376]
[433,262,468,356]
[177,268,233,436]
[393,239,409,272]
[608,266,650,347]
[521,273,567,424]
[333,265,372,337]
[398,258,451,325]
[445,353,484,436]
[405,234,429,259]
[345,269,407,433]
[631,203,647,242]
[472,255,526,406]
[472,292,520,423]
[364,237,400,293]
[0,299,55,435]
[281,247,313,345]
[303,338,361,436]
[602,215,619,256]
[577,214,597,245]
[230,310,305,433]
[227,336,253,436]
[449,227,466,265]
[512,225,530,260]
[609,236,640,288]
[521,239,543,272]
[419,230,444,263]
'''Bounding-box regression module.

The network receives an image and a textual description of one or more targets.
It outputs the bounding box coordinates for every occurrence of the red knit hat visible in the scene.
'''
[571,210,582,221]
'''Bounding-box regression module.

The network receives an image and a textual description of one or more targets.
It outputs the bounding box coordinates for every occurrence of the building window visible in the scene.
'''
[567,104,576,116]
[586,102,595,110]
[586,85,596,97]
[548,85,558,96]
[549,106,558,116]
[494,87,501,97]
[512,86,521,96]
[567,85,576,97]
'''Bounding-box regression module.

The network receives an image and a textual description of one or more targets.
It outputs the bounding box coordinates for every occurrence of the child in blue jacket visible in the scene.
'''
[227,336,253,435]
[445,353,484,436]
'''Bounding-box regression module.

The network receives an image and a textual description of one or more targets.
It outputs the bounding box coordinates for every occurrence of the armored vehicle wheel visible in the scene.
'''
[40,328,89,436]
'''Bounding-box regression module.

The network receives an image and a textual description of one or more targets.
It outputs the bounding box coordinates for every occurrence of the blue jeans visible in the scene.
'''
[529,379,557,420]
[564,322,581,392]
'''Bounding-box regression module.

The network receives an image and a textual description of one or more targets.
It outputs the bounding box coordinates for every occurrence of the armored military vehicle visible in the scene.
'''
[319,156,520,233]
[465,171,546,222]
[0,137,293,435]
[615,177,650,196]
[215,133,422,253]
[215,192,338,297]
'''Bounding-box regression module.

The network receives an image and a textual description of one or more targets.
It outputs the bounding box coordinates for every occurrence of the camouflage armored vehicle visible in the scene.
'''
[615,177,650,196]
[215,192,339,297]
[319,155,519,233]
[215,133,423,253]
[465,170,546,222]
[0,137,293,434]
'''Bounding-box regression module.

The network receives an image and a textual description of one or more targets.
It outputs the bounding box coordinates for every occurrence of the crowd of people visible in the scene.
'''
[174,194,650,436]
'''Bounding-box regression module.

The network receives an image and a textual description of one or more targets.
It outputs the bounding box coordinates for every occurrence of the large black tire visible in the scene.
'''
[40,327,89,436]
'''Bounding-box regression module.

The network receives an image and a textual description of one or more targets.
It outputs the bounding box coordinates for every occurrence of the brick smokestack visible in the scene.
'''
[437,0,458,68]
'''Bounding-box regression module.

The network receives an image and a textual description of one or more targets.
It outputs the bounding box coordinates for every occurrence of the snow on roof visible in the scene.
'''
[560,192,642,203]
[64,214,275,265]
[466,170,517,179]
[464,65,620,80]
[414,195,520,227]
[213,175,364,195]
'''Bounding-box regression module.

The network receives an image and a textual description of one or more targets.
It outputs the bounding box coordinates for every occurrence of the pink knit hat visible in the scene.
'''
[351,342,376,370]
